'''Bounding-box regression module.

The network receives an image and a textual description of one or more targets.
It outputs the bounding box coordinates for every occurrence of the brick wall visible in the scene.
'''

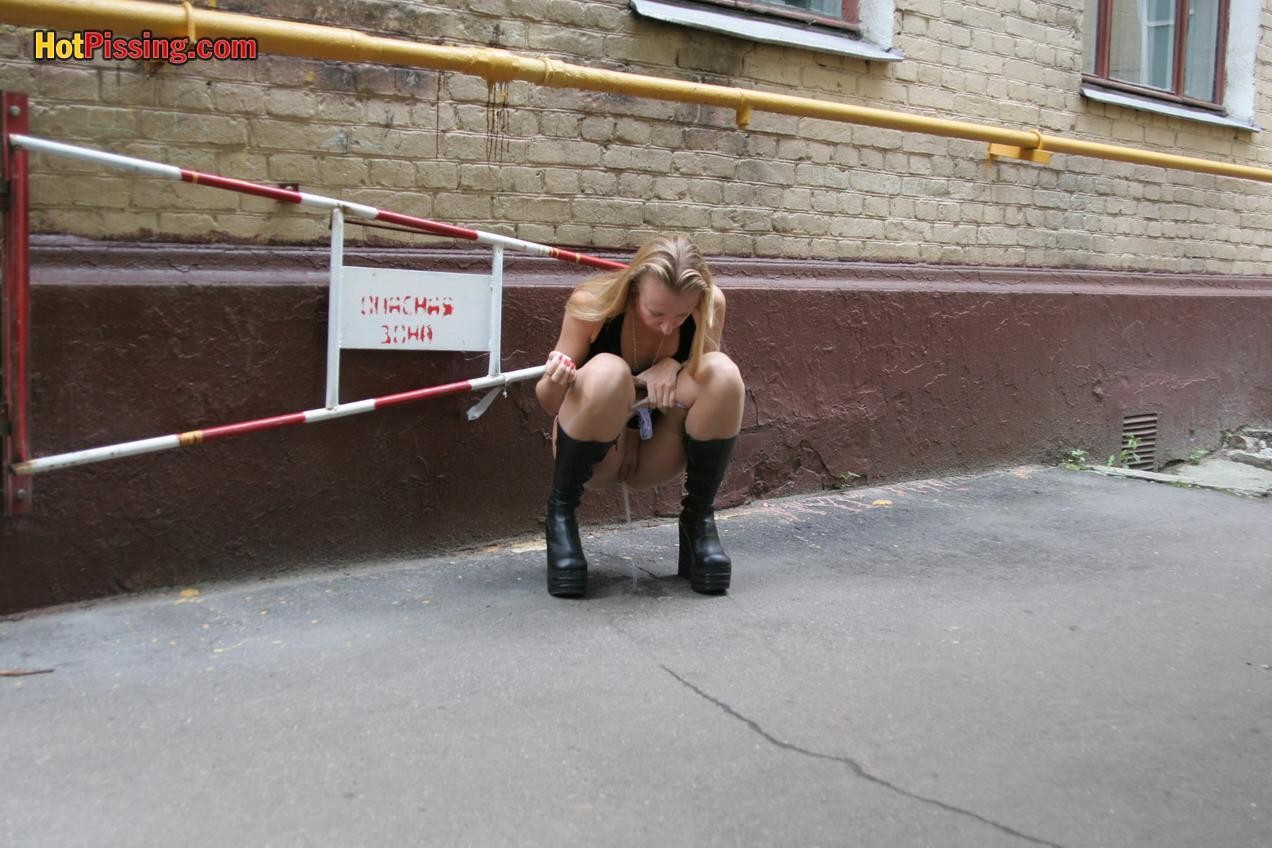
[3,0,1272,271]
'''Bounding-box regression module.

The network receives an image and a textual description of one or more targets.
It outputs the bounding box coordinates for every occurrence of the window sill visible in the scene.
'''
[1080,84,1259,132]
[630,0,901,62]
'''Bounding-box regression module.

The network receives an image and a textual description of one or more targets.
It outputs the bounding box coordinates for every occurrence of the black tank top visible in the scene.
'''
[586,311,696,371]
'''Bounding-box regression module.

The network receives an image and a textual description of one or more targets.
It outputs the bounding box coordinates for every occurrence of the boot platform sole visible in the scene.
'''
[678,526,731,594]
[547,569,587,598]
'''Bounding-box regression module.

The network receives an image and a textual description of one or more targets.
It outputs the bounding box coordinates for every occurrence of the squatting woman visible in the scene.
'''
[535,234,745,598]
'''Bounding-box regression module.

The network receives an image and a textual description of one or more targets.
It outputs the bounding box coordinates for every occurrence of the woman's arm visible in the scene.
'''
[703,286,727,353]
[535,291,600,418]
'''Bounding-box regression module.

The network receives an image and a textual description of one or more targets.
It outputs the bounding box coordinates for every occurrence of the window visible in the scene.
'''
[1082,0,1228,109]
[630,0,899,63]
[692,0,861,32]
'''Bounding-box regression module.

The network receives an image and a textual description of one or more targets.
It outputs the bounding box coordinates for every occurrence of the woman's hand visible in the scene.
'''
[635,357,680,409]
[544,350,578,388]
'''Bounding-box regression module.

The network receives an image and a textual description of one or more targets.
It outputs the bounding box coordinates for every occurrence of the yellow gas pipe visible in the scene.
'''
[3,0,1271,184]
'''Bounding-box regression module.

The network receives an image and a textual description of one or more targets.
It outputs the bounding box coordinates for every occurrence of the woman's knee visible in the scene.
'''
[693,353,744,405]
[573,354,635,407]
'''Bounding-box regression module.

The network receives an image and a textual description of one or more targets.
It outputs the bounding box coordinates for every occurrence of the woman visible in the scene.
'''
[535,234,746,598]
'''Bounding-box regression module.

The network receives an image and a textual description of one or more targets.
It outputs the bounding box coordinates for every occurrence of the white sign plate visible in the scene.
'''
[339,266,492,351]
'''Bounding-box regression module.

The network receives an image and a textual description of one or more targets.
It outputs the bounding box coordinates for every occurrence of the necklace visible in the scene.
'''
[628,303,667,372]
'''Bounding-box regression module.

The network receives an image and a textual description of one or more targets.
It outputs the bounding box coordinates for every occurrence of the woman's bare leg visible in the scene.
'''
[551,352,634,490]
[681,352,745,440]
[545,353,634,597]
[619,352,745,593]
[556,352,635,441]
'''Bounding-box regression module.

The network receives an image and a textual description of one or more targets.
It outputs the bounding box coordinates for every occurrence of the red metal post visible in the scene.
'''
[2,91,31,516]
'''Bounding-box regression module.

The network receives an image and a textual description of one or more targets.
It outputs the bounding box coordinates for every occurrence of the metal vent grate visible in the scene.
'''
[1121,413,1158,471]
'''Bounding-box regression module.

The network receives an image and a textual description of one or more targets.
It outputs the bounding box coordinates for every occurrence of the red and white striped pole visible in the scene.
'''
[7,134,631,478]
[9,134,626,271]
[12,365,547,476]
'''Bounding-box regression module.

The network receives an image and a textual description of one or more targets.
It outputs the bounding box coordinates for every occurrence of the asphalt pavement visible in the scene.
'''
[2,465,1269,847]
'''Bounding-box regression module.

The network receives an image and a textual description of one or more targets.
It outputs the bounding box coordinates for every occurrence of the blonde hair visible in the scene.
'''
[567,234,717,376]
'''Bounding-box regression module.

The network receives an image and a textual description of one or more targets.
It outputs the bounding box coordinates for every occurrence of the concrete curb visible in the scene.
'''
[1084,464,1272,499]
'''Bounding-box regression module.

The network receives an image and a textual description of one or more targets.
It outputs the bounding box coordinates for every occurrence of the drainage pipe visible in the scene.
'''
[4,0,1272,184]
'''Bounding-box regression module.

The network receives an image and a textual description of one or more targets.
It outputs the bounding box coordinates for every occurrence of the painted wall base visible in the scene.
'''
[3,239,1270,613]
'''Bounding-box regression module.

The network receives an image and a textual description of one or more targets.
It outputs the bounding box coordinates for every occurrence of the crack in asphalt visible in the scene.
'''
[660,665,1069,848]
[630,562,662,581]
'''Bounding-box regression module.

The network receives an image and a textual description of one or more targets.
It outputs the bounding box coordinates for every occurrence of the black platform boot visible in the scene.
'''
[546,426,612,597]
[678,434,737,594]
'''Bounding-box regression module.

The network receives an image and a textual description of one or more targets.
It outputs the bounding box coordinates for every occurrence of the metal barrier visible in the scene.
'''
[0,111,628,513]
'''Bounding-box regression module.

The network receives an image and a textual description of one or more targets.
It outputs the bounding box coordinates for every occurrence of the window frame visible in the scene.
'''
[1085,0,1230,112]
[690,0,861,34]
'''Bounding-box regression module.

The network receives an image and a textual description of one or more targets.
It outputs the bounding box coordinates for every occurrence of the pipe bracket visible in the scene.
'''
[181,0,197,43]
[986,136,1053,165]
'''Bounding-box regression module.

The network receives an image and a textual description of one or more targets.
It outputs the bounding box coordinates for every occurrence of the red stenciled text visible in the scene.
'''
[381,324,435,345]
[361,294,455,318]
